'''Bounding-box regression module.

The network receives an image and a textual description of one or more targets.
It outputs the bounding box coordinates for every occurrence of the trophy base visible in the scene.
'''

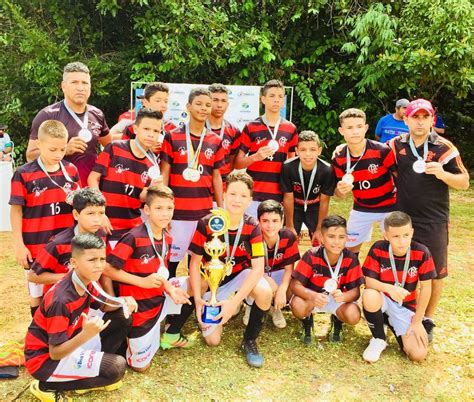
[202,305,222,324]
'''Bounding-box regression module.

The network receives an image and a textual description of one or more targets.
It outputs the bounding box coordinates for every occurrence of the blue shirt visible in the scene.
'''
[375,114,409,143]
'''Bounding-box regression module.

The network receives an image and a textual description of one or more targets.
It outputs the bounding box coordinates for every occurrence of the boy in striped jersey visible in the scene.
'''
[332,108,397,256]
[290,215,364,344]
[242,200,300,329]
[10,120,80,316]
[88,108,163,247]
[25,233,136,400]
[28,187,107,294]
[104,186,193,372]
[234,79,298,218]
[362,211,436,363]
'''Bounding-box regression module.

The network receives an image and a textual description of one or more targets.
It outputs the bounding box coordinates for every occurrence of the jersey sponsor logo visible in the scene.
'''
[222,139,231,150]
[408,266,418,277]
[426,151,436,162]
[178,147,186,156]
[278,137,287,147]
[140,171,149,183]
[115,164,130,174]
[140,254,155,265]
[380,265,391,273]
[312,185,321,194]
[32,186,48,197]
[275,252,284,261]
[239,242,246,251]
[255,137,262,145]
[368,164,379,174]
[204,148,214,160]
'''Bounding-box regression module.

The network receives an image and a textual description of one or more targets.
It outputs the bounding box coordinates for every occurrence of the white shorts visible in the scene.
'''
[169,220,198,263]
[47,347,104,382]
[245,200,261,220]
[265,269,284,287]
[312,294,346,317]
[200,269,270,337]
[381,293,415,337]
[346,210,390,247]
[126,276,187,369]
[25,271,44,298]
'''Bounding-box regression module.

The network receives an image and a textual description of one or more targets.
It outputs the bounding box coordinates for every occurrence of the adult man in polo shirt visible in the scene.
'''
[26,62,111,185]
[389,98,469,341]
[375,98,410,143]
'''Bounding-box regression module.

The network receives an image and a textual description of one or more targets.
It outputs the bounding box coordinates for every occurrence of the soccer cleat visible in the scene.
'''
[160,332,194,350]
[270,307,287,329]
[75,380,123,395]
[242,304,251,326]
[302,315,313,345]
[328,314,343,342]
[241,339,264,368]
[422,318,435,343]
[29,380,67,402]
[363,337,387,363]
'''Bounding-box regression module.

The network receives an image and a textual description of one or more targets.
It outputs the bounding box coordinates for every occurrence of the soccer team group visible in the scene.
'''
[10,62,469,399]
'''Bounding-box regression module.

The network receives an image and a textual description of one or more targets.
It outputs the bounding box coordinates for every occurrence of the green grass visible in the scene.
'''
[1,187,473,401]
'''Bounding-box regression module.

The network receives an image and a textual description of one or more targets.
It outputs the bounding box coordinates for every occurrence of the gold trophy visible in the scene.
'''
[200,208,233,324]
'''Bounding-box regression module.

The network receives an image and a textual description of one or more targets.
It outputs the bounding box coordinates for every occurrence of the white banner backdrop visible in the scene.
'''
[131,82,293,130]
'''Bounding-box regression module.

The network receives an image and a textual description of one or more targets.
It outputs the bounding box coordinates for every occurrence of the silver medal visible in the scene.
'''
[189,169,201,182]
[78,128,92,142]
[323,278,338,293]
[183,168,193,181]
[268,139,279,153]
[412,159,426,174]
[342,173,354,185]
[148,165,161,180]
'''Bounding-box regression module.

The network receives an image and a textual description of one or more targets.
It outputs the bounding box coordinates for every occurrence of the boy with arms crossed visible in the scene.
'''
[242,200,300,329]
[160,88,225,277]
[88,108,163,246]
[28,187,107,294]
[290,215,364,344]
[389,99,469,341]
[104,186,192,372]
[234,79,298,218]
[332,108,397,256]
[10,120,80,315]
[25,234,137,400]
[280,130,335,244]
[362,211,436,363]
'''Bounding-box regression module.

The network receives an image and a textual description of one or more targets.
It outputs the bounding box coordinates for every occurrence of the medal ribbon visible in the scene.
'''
[264,235,280,273]
[224,218,244,265]
[388,244,411,288]
[408,136,428,162]
[37,157,77,195]
[205,120,226,140]
[63,100,89,131]
[185,123,206,169]
[298,161,318,211]
[261,114,281,142]
[322,247,343,281]
[144,221,167,271]
[345,141,367,174]
[134,139,159,168]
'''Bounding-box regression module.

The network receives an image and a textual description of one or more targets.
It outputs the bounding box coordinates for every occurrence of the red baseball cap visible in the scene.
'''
[405,99,435,117]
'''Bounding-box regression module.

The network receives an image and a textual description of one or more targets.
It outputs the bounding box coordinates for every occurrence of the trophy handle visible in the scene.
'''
[200,262,209,282]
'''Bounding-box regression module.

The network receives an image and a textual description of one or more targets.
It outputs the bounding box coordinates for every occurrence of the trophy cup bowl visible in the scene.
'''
[200,209,231,324]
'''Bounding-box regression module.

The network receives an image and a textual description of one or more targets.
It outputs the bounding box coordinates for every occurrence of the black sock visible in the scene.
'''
[30,306,38,317]
[244,303,267,341]
[167,261,179,278]
[363,308,386,340]
[166,298,195,335]
[302,314,313,327]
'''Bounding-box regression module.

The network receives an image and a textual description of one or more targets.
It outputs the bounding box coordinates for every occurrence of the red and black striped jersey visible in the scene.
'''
[9,159,80,259]
[239,117,298,202]
[93,141,152,240]
[30,227,107,294]
[363,240,436,311]
[280,157,336,210]
[292,247,364,293]
[160,127,225,221]
[188,213,264,285]
[106,223,171,338]
[389,132,468,223]
[24,272,102,381]
[265,228,300,273]
[209,120,241,180]
[122,120,176,157]
[332,139,397,212]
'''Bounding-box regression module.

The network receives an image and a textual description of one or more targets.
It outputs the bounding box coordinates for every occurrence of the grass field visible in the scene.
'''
[1,188,473,401]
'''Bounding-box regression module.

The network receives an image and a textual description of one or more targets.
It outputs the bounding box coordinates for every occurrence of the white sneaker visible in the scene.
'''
[243,305,251,326]
[363,338,387,363]
[271,307,287,329]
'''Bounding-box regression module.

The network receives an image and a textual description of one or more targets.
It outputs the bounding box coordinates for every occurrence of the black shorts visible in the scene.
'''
[412,221,448,279]
[293,207,319,237]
